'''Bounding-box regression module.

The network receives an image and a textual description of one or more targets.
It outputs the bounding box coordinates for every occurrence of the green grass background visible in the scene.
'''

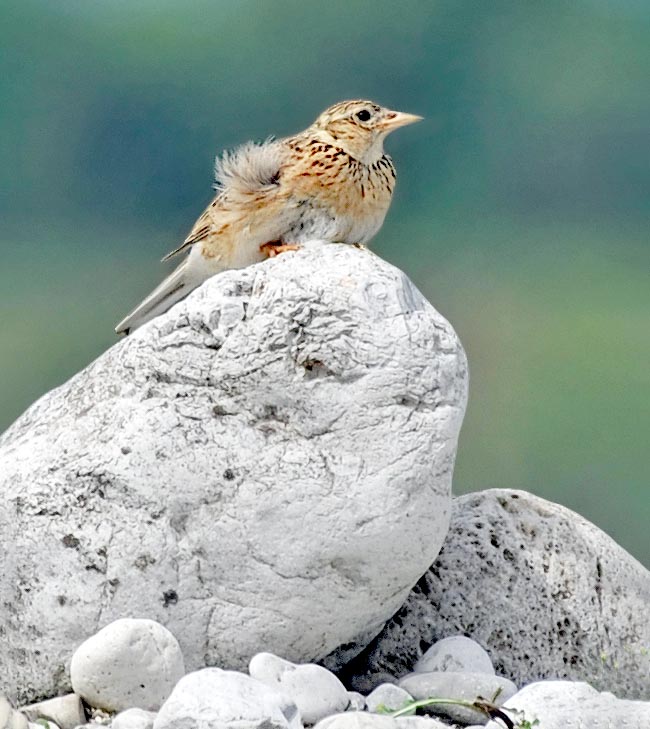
[2,1,649,563]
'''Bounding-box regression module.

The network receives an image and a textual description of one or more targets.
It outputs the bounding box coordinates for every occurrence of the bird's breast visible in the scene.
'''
[282,145,395,244]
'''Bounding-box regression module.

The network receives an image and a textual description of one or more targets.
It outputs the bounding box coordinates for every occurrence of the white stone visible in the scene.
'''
[0,243,467,704]
[153,668,301,729]
[365,684,413,714]
[397,671,517,725]
[0,698,28,729]
[315,714,450,729]
[345,489,650,699]
[345,693,365,712]
[414,636,494,676]
[111,708,157,729]
[70,618,185,712]
[19,694,85,729]
[249,652,348,724]
[484,681,650,728]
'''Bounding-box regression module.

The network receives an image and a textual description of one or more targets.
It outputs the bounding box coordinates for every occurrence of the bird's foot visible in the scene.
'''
[260,241,302,258]
[352,242,367,249]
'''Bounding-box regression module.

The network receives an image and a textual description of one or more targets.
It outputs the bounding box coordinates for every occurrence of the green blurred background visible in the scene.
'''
[2,1,649,563]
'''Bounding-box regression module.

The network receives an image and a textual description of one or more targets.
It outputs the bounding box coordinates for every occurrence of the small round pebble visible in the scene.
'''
[346,692,366,712]
[365,684,414,714]
[250,652,349,725]
[414,636,494,675]
[70,618,185,712]
[111,708,157,729]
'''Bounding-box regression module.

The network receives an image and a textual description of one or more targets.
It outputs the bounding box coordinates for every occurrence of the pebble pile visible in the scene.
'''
[4,620,650,729]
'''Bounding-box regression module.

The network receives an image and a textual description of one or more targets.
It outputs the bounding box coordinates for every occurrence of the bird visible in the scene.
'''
[115,100,422,334]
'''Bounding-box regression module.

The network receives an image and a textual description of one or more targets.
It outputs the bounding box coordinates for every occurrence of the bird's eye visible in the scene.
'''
[356,109,371,122]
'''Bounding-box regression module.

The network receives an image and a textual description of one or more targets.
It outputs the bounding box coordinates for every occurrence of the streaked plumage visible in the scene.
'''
[115,100,422,334]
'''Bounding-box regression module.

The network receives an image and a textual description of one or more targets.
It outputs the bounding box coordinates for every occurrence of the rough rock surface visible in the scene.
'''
[0,242,468,704]
[484,681,650,729]
[341,489,650,699]
[70,619,184,711]
[152,668,300,729]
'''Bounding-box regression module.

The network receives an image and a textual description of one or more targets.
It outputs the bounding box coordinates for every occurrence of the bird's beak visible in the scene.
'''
[378,110,424,132]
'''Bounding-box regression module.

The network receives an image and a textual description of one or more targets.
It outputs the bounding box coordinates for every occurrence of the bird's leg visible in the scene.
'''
[260,240,302,258]
[352,242,367,249]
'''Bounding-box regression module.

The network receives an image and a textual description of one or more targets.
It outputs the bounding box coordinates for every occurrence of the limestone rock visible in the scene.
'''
[152,668,300,729]
[397,672,517,724]
[345,693,365,712]
[315,715,450,729]
[0,242,468,704]
[111,708,157,729]
[19,694,85,729]
[484,681,650,728]
[413,636,494,675]
[249,652,349,724]
[365,684,413,714]
[70,619,184,712]
[0,698,28,729]
[342,489,650,699]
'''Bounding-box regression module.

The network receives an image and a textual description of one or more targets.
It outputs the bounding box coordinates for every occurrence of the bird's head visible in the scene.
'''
[310,100,422,163]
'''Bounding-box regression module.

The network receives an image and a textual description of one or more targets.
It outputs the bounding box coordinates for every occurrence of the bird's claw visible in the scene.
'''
[260,242,302,258]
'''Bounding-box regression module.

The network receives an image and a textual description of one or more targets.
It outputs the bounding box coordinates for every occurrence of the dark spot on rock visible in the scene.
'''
[57,595,67,606]
[490,534,499,549]
[162,590,178,607]
[62,534,80,549]
[121,446,132,455]
[134,554,156,570]
[213,404,228,416]
[223,469,235,481]
[503,548,514,561]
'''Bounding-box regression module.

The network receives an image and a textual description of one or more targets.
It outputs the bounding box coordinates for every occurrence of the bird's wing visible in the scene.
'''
[161,139,287,262]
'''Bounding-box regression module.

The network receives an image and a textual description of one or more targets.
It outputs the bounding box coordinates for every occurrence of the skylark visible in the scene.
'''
[115,100,422,334]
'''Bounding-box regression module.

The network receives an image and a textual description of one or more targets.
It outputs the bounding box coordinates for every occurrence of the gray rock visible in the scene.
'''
[414,636,494,676]
[397,672,517,725]
[0,698,28,729]
[365,684,414,714]
[70,619,185,712]
[343,489,650,699]
[484,680,650,728]
[19,694,86,729]
[153,668,301,729]
[111,708,157,729]
[345,693,365,712]
[249,652,348,724]
[315,715,450,729]
[0,243,467,704]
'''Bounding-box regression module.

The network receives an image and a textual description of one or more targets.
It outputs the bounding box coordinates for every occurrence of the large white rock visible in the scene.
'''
[153,668,301,729]
[70,618,185,711]
[343,489,650,699]
[0,243,468,704]
[484,681,650,728]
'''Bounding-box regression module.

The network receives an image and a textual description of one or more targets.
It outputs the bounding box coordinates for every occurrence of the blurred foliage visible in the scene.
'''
[1,1,649,563]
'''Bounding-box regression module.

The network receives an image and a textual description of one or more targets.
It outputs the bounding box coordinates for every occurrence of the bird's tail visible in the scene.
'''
[115,258,200,335]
